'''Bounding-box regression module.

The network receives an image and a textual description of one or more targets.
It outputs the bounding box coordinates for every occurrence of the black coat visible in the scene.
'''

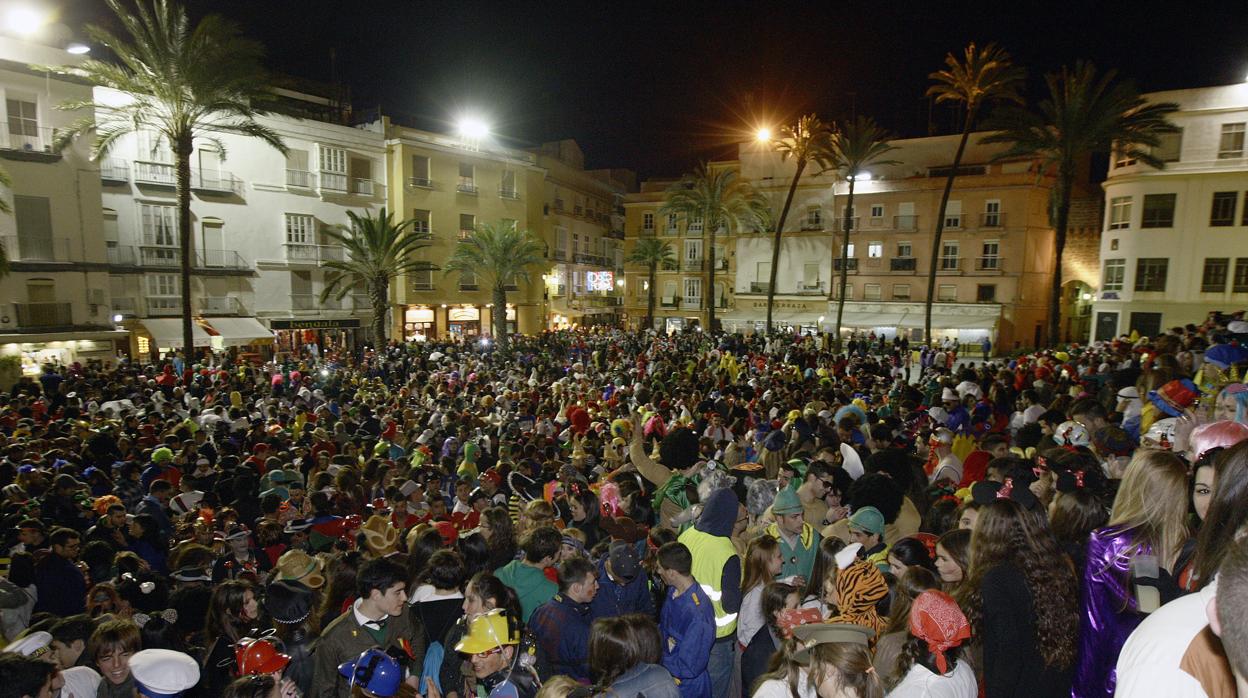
[980,563,1073,698]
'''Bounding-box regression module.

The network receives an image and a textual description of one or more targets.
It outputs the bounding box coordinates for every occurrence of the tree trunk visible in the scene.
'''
[833,176,857,352]
[371,278,388,349]
[494,285,508,352]
[767,158,805,334]
[646,264,657,333]
[706,208,716,333]
[174,134,194,370]
[1048,167,1075,347]
[924,111,975,347]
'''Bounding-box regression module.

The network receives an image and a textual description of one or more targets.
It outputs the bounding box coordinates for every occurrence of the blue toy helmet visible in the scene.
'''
[337,648,401,697]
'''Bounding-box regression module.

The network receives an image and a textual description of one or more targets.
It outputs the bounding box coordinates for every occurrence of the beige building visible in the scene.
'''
[625,133,1078,351]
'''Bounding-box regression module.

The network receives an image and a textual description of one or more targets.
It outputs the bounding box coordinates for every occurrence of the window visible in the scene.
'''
[643,212,654,230]
[1203,258,1229,293]
[459,213,475,239]
[555,227,568,259]
[411,155,431,185]
[1140,194,1176,228]
[1219,123,1245,159]
[1155,129,1182,162]
[897,242,912,257]
[937,285,957,302]
[500,170,516,196]
[940,241,960,270]
[867,242,883,258]
[805,206,822,229]
[319,146,347,191]
[755,261,771,283]
[1134,258,1169,292]
[143,204,178,246]
[285,149,311,187]
[1235,259,1248,293]
[1108,196,1132,230]
[688,216,704,234]
[983,200,1001,227]
[1111,238,1119,251]
[6,97,37,138]
[146,273,178,297]
[459,269,477,289]
[411,267,432,289]
[665,213,678,234]
[944,200,962,229]
[801,263,820,290]
[457,163,476,193]
[1211,192,1238,226]
[411,209,431,235]
[893,284,910,300]
[980,240,1000,270]
[1102,259,1125,292]
[870,204,884,220]
[845,243,856,258]
[14,195,51,240]
[977,284,997,302]
[1114,147,1137,168]
[683,277,702,301]
[831,283,852,300]
[863,283,881,300]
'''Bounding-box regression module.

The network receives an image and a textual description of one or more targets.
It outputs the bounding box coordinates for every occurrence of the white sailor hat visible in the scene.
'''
[130,649,201,698]
[3,630,52,659]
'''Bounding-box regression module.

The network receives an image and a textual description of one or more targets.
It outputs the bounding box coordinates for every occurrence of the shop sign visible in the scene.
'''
[269,319,362,330]
[449,307,480,322]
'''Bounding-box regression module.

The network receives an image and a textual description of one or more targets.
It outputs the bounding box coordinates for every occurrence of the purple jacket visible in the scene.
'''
[1072,526,1150,698]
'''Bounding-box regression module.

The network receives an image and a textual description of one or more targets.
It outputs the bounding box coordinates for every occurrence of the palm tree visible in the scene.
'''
[760,115,835,333]
[923,42,1024,346]
[626,237,676,332]
[660,163,768,332]
[828,117,899,350]
[57,0,286,356]
[319,208,434,348]
[444,220,545,352]
[982,62,1179,345]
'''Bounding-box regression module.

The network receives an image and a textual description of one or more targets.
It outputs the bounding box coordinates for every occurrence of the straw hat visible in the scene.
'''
[360,515,399,557]
[274,549,325,589]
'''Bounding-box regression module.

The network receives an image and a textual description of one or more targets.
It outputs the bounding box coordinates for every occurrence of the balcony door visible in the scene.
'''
[201,220,224,268]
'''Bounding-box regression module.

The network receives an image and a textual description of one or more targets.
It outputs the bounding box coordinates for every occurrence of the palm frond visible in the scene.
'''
[827,116,900,177]
[444,221,546,288]
[927,42,1025,112]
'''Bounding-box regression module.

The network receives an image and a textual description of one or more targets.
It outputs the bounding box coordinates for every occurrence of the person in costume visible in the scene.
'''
[656,542,714,698]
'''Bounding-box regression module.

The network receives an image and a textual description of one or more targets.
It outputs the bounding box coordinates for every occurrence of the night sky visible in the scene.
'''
[65,0,1248,179]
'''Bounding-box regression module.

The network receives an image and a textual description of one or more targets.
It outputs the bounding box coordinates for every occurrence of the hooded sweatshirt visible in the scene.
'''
[693,488,742,616]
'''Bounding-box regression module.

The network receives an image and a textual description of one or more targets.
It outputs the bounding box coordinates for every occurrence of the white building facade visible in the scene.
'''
[96,87,388,356]
[1092,83,1248,340]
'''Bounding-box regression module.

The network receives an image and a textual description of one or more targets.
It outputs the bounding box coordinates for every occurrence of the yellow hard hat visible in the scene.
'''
[454,610,519,654]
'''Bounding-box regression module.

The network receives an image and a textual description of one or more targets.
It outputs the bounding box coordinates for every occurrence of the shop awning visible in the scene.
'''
[203,317,275,347]
[140,319,211,348]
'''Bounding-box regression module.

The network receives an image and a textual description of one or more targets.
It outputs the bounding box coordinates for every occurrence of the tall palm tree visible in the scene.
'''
[626,237,676,333]
[660,163,768,332]
[319,208,434,348]
[828,116,899,350]
[760,115,835,333]
[982,62,1179,345]
[923,42,1024,346]
[444,221,545,352]
[58,0,286,356]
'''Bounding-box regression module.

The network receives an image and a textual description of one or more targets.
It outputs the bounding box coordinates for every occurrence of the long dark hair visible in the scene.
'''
[588,614,662,689]
[205,580,255,647]
[318,551,361,628]
[481,507,517,571]
[881,566,939,636]
[887,634,965,690]
[1190,441,1248,589]
[961,500,1078,669]
[465,572,522,628]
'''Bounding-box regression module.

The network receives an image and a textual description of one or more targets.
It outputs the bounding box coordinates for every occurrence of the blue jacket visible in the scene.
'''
[608,663,681,698]
[136,495,173,544]
[659,583,715,698]
[589,555,654,620]
[33,554,86,616]
[527,593,593,682]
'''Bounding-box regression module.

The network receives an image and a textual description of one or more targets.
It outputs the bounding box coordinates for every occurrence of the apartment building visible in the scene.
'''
[1091,82,1248,340]
[97,87,387,357]
[625,134,1071,350]
[0,36,123,374]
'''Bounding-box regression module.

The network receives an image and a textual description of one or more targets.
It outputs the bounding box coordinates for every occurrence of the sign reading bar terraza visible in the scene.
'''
[269,319,362,330]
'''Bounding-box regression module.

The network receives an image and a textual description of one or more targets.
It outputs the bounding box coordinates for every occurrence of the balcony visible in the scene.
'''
[800,220,824,231]
[833,258,859,271]
[133,161,176,186]
[146,297,182,316]
[100,159,129,183]
[606,228,625,240]
[409,176,434,188]
[682,258,704,272]
[411,281,435,291]
[192,170,243,195]
[198,296,243,315]
[893,215,918,231]
[660,297,678,308]
[685,227,704,237]
[456,180,479,195]
[286,169,315,189]
[499,187,520,200]
[748,282,770,294]
[979,212,1006,228]
[640,226,656,238]
[832,217,861,232]
[351,178,377,196]
[458,229,474,241]
[0,125,57,158]
[105,245,251,270]
[1,235,71,262]
[939,257,962,273]
[664,226,679,236]
[320,172,348,192]
[14,302,71,328]
[138,245,180,267]
[459,283,479,291]
[890,257,917,271]
[975,256,1004,272]
[574,253,609,266]
[283,243,345,264]
[796,281,825,295]
[681,296,702,310]
[111,296,137,315]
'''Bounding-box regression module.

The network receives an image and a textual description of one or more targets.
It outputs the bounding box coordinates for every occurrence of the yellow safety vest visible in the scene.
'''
[678,526,739,638]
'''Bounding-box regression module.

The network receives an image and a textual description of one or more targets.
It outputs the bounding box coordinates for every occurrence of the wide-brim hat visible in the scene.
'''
[360,515,399,556]
[275,549,325,589]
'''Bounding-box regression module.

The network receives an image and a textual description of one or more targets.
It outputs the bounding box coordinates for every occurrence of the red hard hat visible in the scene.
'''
[235,638,291,676]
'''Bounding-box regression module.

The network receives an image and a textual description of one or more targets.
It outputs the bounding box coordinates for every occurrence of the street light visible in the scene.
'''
[66,42,89,55]
[457,115,489,140]
[5,5,45,36]
[755,127,773,143]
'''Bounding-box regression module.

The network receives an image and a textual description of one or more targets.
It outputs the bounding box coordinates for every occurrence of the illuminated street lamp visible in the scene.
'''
[66,41,89,54]
[5,5,46,36]
[755,127,773,143]
[457,115,489,140]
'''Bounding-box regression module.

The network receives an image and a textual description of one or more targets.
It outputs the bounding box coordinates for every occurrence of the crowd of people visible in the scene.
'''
[3,315,1248,698]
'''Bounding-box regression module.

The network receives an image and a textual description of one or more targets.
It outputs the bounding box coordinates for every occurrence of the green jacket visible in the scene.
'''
[496,559,557,623]
[311,604,425,698]
[766,522,821,581]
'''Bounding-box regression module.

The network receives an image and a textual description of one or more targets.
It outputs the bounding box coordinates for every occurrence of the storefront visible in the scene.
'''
[138,319,212,358]
[0,332,129,376]
[203,317,275,361]
[719,299,1002,345]
[404,306,435,342]
[447,306,481,339]
[269,318,362,357]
